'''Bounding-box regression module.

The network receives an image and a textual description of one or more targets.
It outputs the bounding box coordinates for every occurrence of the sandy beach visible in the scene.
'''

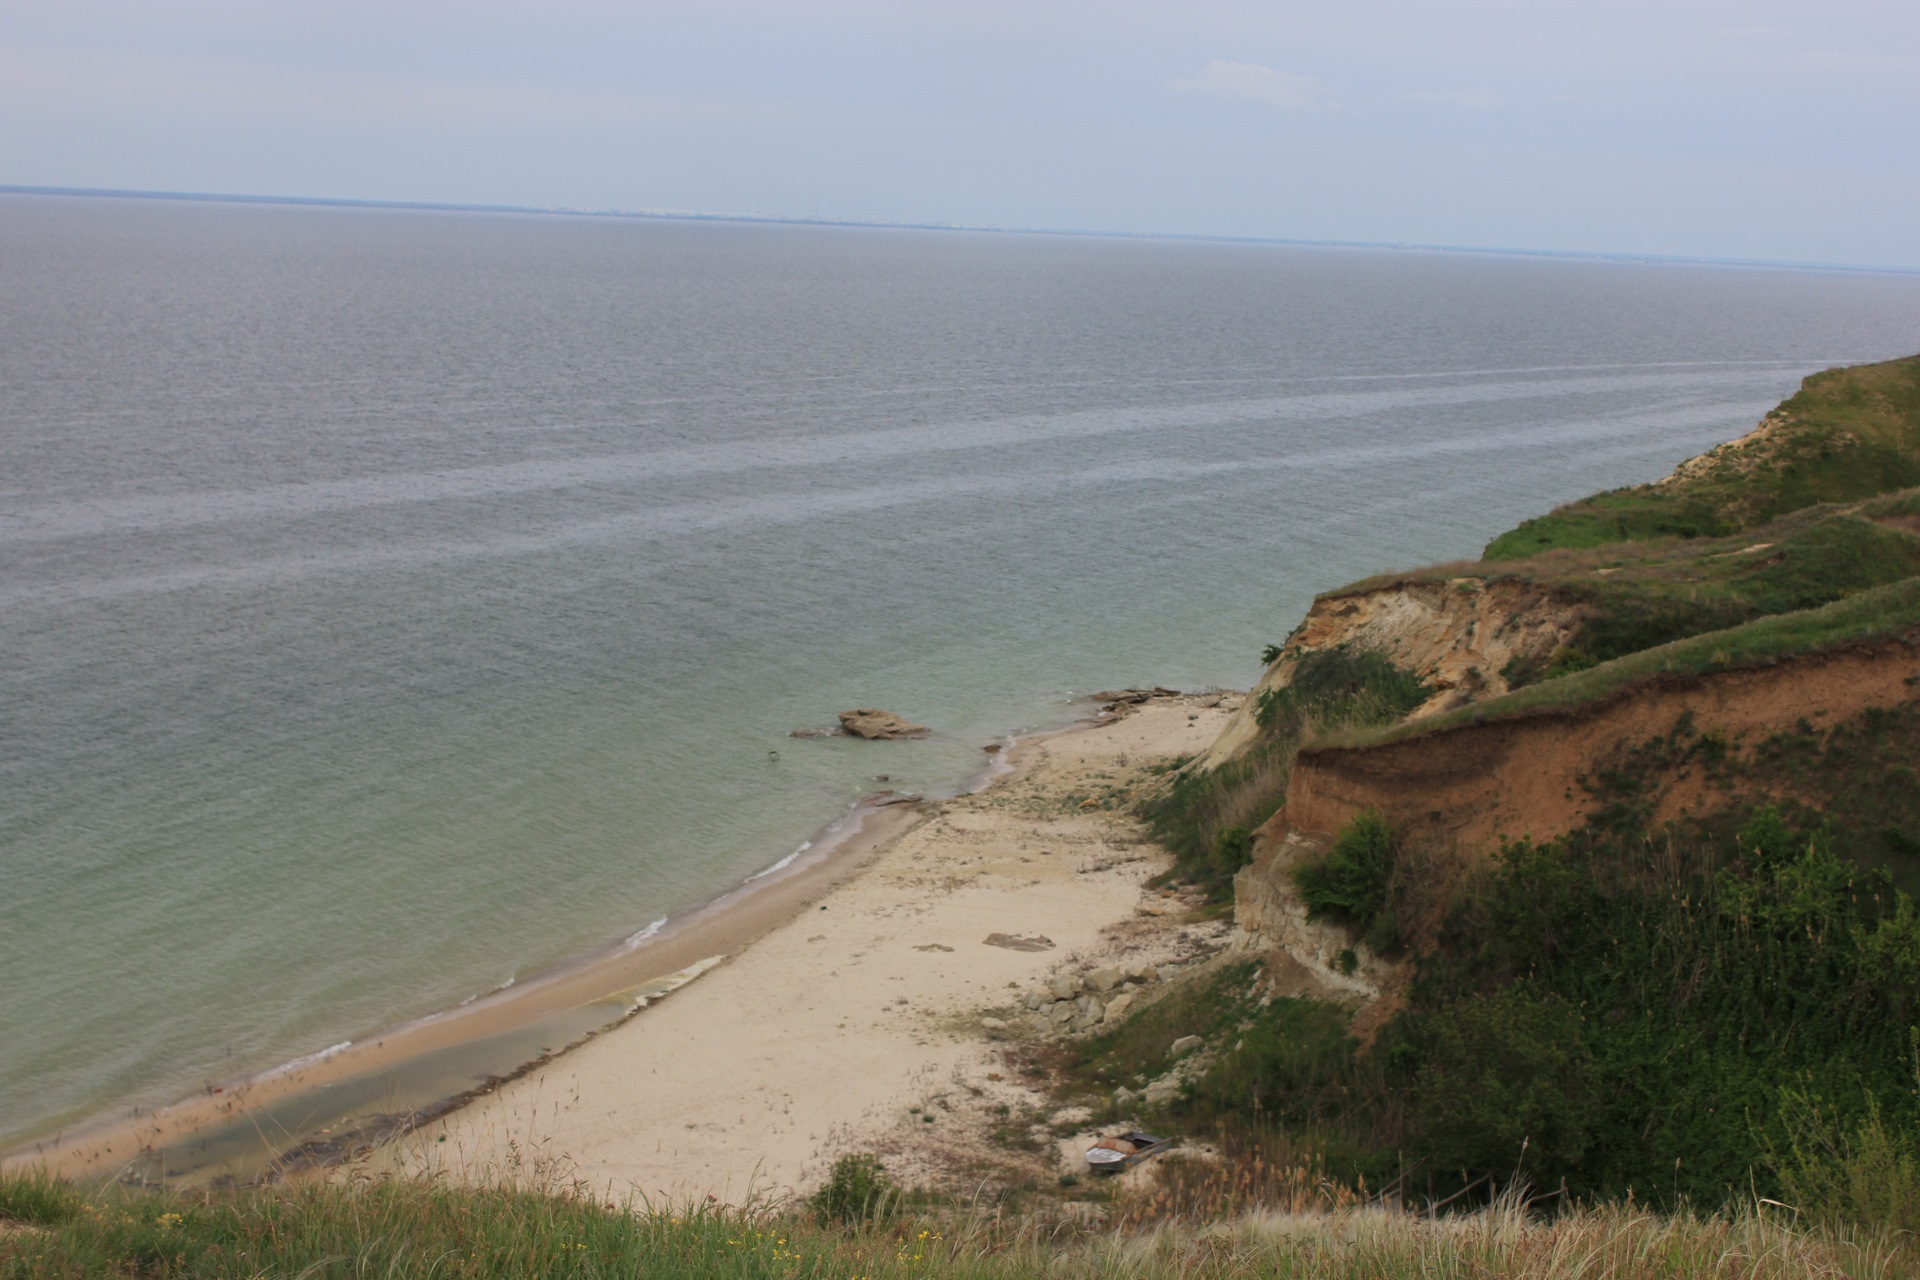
[8,694,1237,1199]
[5,799,935,1187]
[371,694,1238,1203]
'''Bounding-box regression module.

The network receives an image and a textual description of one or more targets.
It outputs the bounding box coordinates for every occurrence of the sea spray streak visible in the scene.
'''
[0,366,1803,544]
[0,396,1781,609]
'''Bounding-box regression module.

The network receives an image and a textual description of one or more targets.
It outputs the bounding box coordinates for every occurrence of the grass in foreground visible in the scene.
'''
[3,1171,1914,1279]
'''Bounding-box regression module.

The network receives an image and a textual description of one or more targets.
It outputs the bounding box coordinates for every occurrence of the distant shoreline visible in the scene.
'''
[6,183,1916,277]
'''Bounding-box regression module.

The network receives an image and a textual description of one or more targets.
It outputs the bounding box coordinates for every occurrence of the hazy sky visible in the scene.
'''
[4,0,1917,267]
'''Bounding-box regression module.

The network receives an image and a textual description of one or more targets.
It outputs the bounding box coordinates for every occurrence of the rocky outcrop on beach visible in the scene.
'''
[1009,936,1225,1037]
[1018,964,1161,1035]
[838,708,929,739]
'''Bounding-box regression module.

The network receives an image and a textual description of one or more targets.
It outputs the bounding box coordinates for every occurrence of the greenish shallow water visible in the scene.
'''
[4,192,1920,1148]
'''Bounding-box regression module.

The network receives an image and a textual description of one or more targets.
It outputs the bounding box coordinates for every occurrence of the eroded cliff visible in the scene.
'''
[1198,576,1583,768]
[1194,356,1920,1009]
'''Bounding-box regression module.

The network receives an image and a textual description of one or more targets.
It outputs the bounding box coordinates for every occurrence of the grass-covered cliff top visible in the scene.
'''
[1296,355,1920,690]
[1325,573,1920,750]
[1483,353,1920,559]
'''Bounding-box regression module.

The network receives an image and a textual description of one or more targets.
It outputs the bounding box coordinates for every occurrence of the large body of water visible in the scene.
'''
[4,194,1919,1148]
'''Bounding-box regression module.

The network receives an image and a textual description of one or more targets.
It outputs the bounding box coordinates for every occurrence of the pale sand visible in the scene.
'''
[373,696,1237,1203]
[7,802,933,1186]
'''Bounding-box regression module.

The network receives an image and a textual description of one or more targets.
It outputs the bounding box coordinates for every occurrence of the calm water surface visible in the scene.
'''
[4,194,1919,1145]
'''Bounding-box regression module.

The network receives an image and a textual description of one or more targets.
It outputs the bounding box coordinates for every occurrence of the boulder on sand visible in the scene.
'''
[838,709,929,740]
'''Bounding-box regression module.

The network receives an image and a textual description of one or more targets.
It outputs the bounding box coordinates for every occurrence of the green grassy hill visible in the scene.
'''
[1485,355,1920,560]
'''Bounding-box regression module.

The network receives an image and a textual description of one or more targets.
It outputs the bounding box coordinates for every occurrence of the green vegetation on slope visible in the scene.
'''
[1335,496,1920,692]
[1113,798,1920,1216]
[1521,505,1920,676]
[1291,808,1402,954]
[1152,358,1920,913]
[1138,690,1920,1215]
[1395,807,1920,1204]
[1139,646,1428,898]
[1115,357,1920,1231]
[1149,564,1920,919]
[1485,355,1920,560]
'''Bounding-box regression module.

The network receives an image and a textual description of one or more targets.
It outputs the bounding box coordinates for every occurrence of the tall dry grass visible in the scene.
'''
[4,1168,1915,1279]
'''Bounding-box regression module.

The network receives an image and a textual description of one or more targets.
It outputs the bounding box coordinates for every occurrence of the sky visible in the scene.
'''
[3,0,1917,268]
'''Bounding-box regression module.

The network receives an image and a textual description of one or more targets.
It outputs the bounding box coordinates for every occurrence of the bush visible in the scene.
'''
[1212,825,1255,879]
[810,1153,897,1225]
[1292,809,1397,933]
[1137,747,1289,899]
[1185,996,1364,1130]
[1255,645,1431,738]
[1409,987,1600,1182]
[1141,647,1425,906]
[1769,1072,1920,1234]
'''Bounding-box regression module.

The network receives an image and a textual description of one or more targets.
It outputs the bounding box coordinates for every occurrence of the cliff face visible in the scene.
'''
[1280,639,1920,851]
[1198,576,1583,768]
[1231,637,1920,1003]
[1207,356,1920,1001]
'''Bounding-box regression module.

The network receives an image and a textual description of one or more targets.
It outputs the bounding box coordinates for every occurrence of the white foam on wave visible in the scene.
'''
[747,840,812,882]
[267,1040,353,1077]
[623,916,669,949]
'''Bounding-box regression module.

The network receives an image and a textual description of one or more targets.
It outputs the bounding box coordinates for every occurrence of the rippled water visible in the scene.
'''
[4,193,1919,1146]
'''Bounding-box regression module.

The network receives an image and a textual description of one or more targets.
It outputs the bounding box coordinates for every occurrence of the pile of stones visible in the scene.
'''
[1016,961,1179,1035]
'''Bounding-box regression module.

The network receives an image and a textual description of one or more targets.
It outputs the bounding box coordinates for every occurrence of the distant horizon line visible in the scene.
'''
[5,182,1917,278]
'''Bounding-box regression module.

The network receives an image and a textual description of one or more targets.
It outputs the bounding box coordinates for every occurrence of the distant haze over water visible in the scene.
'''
[4,193,1919,1147]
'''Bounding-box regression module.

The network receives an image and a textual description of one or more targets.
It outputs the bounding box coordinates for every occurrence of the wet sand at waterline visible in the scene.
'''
[371,697,1235,1202]
[4,799,933,1186]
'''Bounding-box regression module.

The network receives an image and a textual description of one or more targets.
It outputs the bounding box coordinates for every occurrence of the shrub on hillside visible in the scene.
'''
[1255,645,1430,738]
[1770,1073,1920,1235]
[1212,824,1255,879]
[1292,809,1400,951]
[1409,987,1600,1181]
[811,1153,898,1226]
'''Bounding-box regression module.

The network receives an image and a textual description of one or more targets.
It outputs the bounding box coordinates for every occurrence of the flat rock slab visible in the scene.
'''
[839,708,929,739]
[1089,688,1181,704]
[984,932,1055,952]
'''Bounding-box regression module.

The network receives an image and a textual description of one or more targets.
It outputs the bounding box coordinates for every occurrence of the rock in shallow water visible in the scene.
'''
[838,708,929,739]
